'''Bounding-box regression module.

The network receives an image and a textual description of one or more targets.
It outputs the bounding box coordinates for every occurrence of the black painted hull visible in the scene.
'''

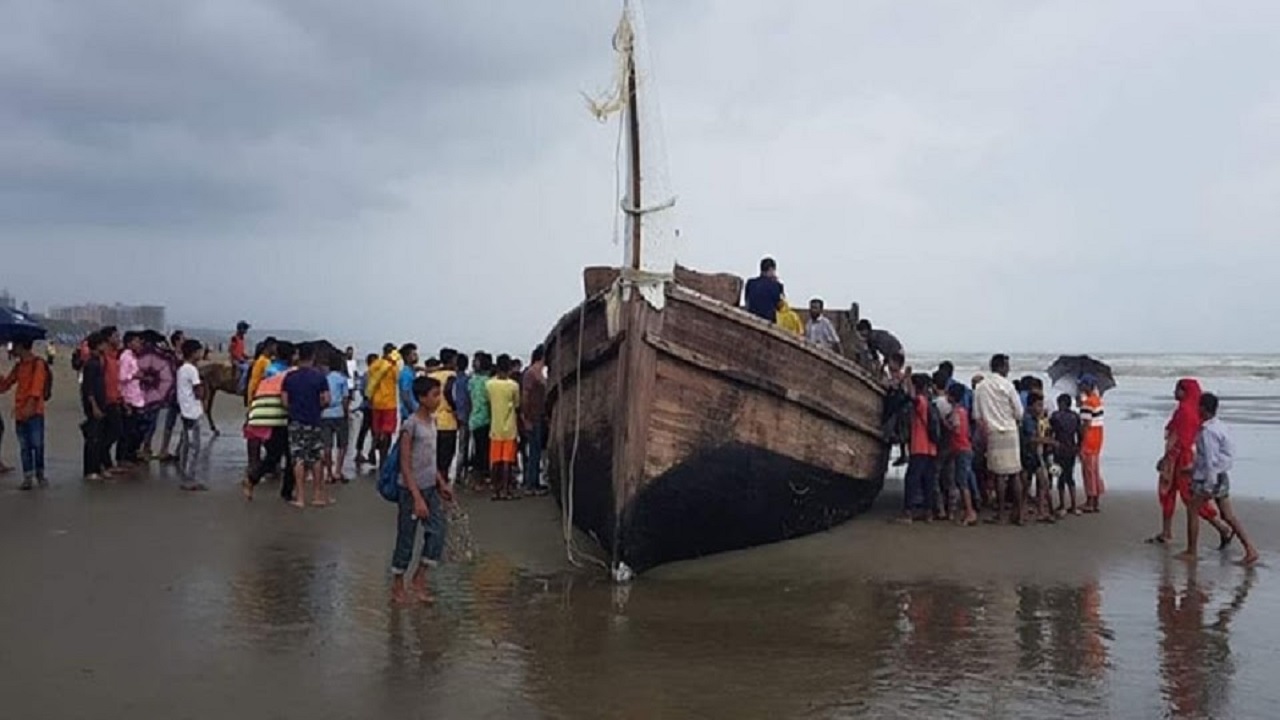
[549,440,889,573]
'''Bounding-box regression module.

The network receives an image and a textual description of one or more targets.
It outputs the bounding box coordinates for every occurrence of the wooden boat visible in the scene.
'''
[544,2,887,575]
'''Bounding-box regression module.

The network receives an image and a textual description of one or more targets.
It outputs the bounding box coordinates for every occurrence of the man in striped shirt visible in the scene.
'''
[1078,377,1106,513]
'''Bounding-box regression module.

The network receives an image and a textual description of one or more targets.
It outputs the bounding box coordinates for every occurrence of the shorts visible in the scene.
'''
[243,424,273,442]
[1192,472,1230,500]
[321,417,349,450]
[1054,453,1077,489]
[489,438,518,465]
[372,409,397,436]
[289,422,325,465]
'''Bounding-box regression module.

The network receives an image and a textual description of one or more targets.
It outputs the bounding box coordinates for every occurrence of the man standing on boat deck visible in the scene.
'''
[973,353,1025,524]
[744,257,784,322]
[804,298,841,353]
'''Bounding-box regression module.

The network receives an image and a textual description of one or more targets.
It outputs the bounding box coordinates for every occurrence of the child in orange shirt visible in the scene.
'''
[1078,377,1106,513]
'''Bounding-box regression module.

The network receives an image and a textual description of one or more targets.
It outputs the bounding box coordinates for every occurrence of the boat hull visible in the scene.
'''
[545,276,887,573]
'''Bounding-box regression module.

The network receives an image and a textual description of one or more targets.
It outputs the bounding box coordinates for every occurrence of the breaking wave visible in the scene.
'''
[912,353,1280,381]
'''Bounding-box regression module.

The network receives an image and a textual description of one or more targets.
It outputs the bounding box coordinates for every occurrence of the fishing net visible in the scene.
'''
[444,498,477,563]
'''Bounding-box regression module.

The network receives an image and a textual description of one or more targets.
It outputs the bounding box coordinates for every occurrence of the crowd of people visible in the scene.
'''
[0,295,1262,602]
[231,334,550,603]
[881,353,1107,527]
[0,323,554,602]
[737,254,1256,565]
[875,351,1258,565]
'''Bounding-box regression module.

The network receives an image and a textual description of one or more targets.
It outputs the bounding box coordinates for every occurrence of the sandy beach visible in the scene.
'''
[2,358,1278,718]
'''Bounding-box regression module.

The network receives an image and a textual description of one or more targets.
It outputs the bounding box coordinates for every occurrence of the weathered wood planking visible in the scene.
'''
[658,289,884,425]
[583,265,745,307]
[645,355,883,481]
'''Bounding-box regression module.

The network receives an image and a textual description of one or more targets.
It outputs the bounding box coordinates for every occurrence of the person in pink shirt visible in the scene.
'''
[118,332,147,464]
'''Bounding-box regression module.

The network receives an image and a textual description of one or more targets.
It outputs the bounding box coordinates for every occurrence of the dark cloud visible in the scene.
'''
[0,0,622,228]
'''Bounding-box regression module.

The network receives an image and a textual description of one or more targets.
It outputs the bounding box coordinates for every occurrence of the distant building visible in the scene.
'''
[48,303,167,330]
[0,288,14,309]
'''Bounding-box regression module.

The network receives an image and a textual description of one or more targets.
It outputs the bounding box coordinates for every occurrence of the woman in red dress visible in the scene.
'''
[1147,378,1233,547]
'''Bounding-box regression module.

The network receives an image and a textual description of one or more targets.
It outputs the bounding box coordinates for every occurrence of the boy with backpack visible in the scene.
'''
[0,339,53,489]
[390,376,455,606]
[900,373,940,524]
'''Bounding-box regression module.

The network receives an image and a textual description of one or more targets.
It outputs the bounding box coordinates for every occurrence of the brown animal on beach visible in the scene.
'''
[198,362,243,435]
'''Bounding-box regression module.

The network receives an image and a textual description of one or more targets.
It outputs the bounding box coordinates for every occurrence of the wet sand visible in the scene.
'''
[2,363,1279,718]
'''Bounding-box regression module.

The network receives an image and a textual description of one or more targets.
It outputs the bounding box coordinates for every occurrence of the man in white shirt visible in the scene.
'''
[973,353,1024,524]
[804,298,842,354]
[175,339,207,492]
[345,346,359,394]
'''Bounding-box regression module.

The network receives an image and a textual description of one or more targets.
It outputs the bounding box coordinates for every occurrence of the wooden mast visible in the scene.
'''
[624,45,640,266]
[624,6,642,270]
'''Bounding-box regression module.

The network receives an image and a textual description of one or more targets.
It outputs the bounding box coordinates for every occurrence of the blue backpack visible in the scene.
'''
[377,440,401,503]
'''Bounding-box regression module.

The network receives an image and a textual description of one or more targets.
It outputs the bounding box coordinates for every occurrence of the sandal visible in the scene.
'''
[1145,534,1169,545]
[1218,530,1236,550]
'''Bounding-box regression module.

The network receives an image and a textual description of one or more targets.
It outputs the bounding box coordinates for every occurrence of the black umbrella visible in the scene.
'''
[0,307,47,344]
[1046,355,1116,395]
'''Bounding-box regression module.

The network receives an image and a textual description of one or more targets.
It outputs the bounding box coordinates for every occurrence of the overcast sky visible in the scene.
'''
[3,0,1277,354]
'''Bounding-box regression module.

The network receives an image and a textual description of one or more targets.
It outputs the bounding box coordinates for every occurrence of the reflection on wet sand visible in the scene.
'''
[1158,562,1255,719]
[464,570,1120,719]
[4,450,1277,720]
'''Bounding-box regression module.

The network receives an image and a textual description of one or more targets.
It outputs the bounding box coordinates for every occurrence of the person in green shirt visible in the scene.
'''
[468,352,493,481]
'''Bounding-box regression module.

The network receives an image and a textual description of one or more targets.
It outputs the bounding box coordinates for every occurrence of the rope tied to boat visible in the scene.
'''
[559,284,612,575]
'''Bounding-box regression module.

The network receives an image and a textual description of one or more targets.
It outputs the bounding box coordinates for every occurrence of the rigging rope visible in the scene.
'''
[559,296,610,572]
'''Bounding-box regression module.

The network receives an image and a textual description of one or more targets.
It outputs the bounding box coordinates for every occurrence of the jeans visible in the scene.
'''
[82,416,106,477]
[903,454,937,514]
[522,423,544,490]
[391,485,446,574]
[953,450,979,498]
[16,416,45,478]
[164,402,180,435]
[455,424,471,477]
[178,417,201,481]
[235,360,250,395]
[139,407,160,451]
